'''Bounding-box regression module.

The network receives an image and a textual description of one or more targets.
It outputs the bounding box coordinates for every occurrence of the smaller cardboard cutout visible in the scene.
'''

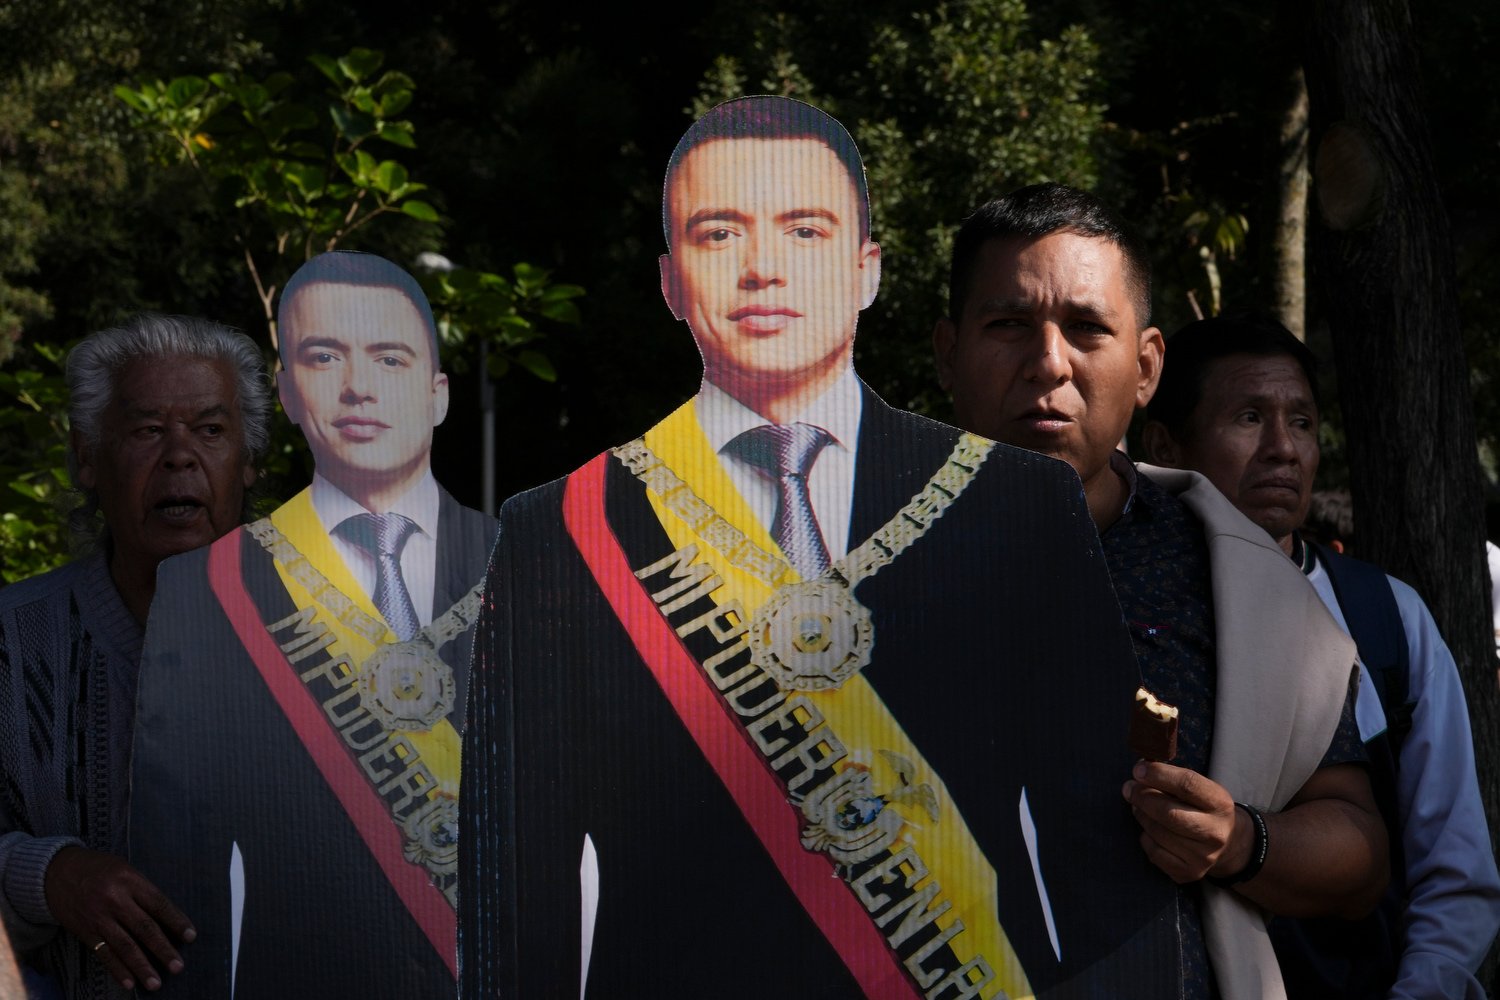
[130,253,497,997]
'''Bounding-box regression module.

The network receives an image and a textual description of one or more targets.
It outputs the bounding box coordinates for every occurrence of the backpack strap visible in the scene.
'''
[1267,542,1413,995]
[1309,541,1413,748]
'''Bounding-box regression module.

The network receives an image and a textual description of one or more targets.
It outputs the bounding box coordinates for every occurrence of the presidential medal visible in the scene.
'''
[401,791,459,875]
[358,640,455,732]
[748,577,872,691]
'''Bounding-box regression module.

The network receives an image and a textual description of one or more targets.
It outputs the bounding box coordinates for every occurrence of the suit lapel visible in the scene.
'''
[432,488,462,613]
[848,383,957,547]
[430,488,496,611]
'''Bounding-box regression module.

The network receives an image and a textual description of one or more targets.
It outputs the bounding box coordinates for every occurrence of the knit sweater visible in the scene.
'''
[0,551,141,1000]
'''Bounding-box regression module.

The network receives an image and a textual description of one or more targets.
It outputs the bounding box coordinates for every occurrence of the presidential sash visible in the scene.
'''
[206,489,463,978]
[563,403,1032,1000]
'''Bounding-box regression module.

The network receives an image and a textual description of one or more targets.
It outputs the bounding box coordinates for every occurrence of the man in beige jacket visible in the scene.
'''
[932,182,1388,999]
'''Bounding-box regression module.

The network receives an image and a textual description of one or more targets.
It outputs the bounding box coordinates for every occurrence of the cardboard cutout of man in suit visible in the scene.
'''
[130,252,497,997]
[460,96,1183,999]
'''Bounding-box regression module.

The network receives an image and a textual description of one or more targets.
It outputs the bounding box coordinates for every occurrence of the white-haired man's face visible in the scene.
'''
[76,356,255,572]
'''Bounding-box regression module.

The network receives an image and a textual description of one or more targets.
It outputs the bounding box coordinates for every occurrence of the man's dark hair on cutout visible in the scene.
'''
[947,182,1152,328]
[277,250,441,368]
[662,95,870,246]
[1147,312,1321,439]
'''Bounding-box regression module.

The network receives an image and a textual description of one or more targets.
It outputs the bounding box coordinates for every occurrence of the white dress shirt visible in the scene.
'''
[694,368,863,560]
[310,472,441,625]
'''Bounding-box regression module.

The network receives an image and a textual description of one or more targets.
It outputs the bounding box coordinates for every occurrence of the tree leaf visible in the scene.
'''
[373,160,408,194]
[375,121,416,148]
[166,76,210,109]
[282,163,326,198]
[337,48,385,84]
[516,349,557,382]
[113,85,152,113]
[238,83,272,115]
[308,54,343,85]
[401,199,439,222]
[540,283,586,303]
[347,87,378,115]
[370,71,416,96]
[539,300,581,324]
[329,104,376,142]
[378,90,413,118]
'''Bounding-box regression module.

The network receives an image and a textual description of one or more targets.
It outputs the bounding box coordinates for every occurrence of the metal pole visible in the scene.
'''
[481,338,496,515]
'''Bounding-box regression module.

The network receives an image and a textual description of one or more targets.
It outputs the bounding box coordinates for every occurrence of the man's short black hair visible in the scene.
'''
[662,95,870,246]
[948,182,1152,328]
[1146,312,1321,438]
[277,251,440,367]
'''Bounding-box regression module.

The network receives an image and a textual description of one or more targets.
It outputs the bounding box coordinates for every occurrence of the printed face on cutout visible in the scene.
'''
[277,281,449,508]
[77,357,255,574]
[661,137,880,410]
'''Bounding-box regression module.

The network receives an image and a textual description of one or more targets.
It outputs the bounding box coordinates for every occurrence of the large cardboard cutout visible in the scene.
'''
[130,252,497,996]
[460,97,1182,997]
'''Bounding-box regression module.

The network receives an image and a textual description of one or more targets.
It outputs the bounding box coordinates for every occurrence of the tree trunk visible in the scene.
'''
[1303,0,1499,979]
[1272,68,1308,341]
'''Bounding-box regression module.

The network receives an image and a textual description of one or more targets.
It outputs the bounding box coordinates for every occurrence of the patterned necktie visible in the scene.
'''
[334,512,421,641]
[728,422,833,579]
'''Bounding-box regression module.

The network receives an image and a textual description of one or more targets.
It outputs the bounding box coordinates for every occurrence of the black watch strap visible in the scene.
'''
[1206,801,1268,887]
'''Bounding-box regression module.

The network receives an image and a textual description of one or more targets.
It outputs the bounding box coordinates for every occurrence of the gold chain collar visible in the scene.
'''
[246,519,481,730]
[246,519,483,651]
[614,431,994,690]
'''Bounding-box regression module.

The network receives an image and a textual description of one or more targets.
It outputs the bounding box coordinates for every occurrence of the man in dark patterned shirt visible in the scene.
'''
[932,182,1386,998]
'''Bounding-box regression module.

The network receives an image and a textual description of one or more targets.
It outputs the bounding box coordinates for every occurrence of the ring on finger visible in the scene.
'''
[92,940,107,953]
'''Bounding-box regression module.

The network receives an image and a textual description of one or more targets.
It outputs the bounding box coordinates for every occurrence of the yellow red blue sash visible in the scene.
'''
[206,488,459,977]
[563,402,1032,1000]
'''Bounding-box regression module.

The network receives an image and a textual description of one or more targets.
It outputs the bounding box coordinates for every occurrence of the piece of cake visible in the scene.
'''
[1128,686,1179,762]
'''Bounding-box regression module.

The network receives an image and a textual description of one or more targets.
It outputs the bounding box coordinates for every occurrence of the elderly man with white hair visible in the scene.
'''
[0,313,270,998]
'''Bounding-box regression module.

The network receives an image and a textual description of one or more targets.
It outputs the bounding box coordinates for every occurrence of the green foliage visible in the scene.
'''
[1168,189,1250,318]
[2,40,586,582]
[113,47,580,370]
[0,0,275,583]
[422,263,584,381]
[0,343,73,581]
[115,49,440,346]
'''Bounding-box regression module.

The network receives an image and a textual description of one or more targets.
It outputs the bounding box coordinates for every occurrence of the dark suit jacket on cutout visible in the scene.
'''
[460,389,1184,999]
[130,487,497,998]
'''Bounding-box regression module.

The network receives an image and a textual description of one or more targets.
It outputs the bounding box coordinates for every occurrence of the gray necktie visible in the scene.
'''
[728,422,833,579]
[335,512,421,641]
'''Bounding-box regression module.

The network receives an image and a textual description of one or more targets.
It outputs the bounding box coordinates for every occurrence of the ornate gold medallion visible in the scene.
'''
[401,791,459,875]
[747,577,873,691]
[358,640,455,732]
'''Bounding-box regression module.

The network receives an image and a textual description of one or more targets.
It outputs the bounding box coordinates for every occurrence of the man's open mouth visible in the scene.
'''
[154,497,204,519]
